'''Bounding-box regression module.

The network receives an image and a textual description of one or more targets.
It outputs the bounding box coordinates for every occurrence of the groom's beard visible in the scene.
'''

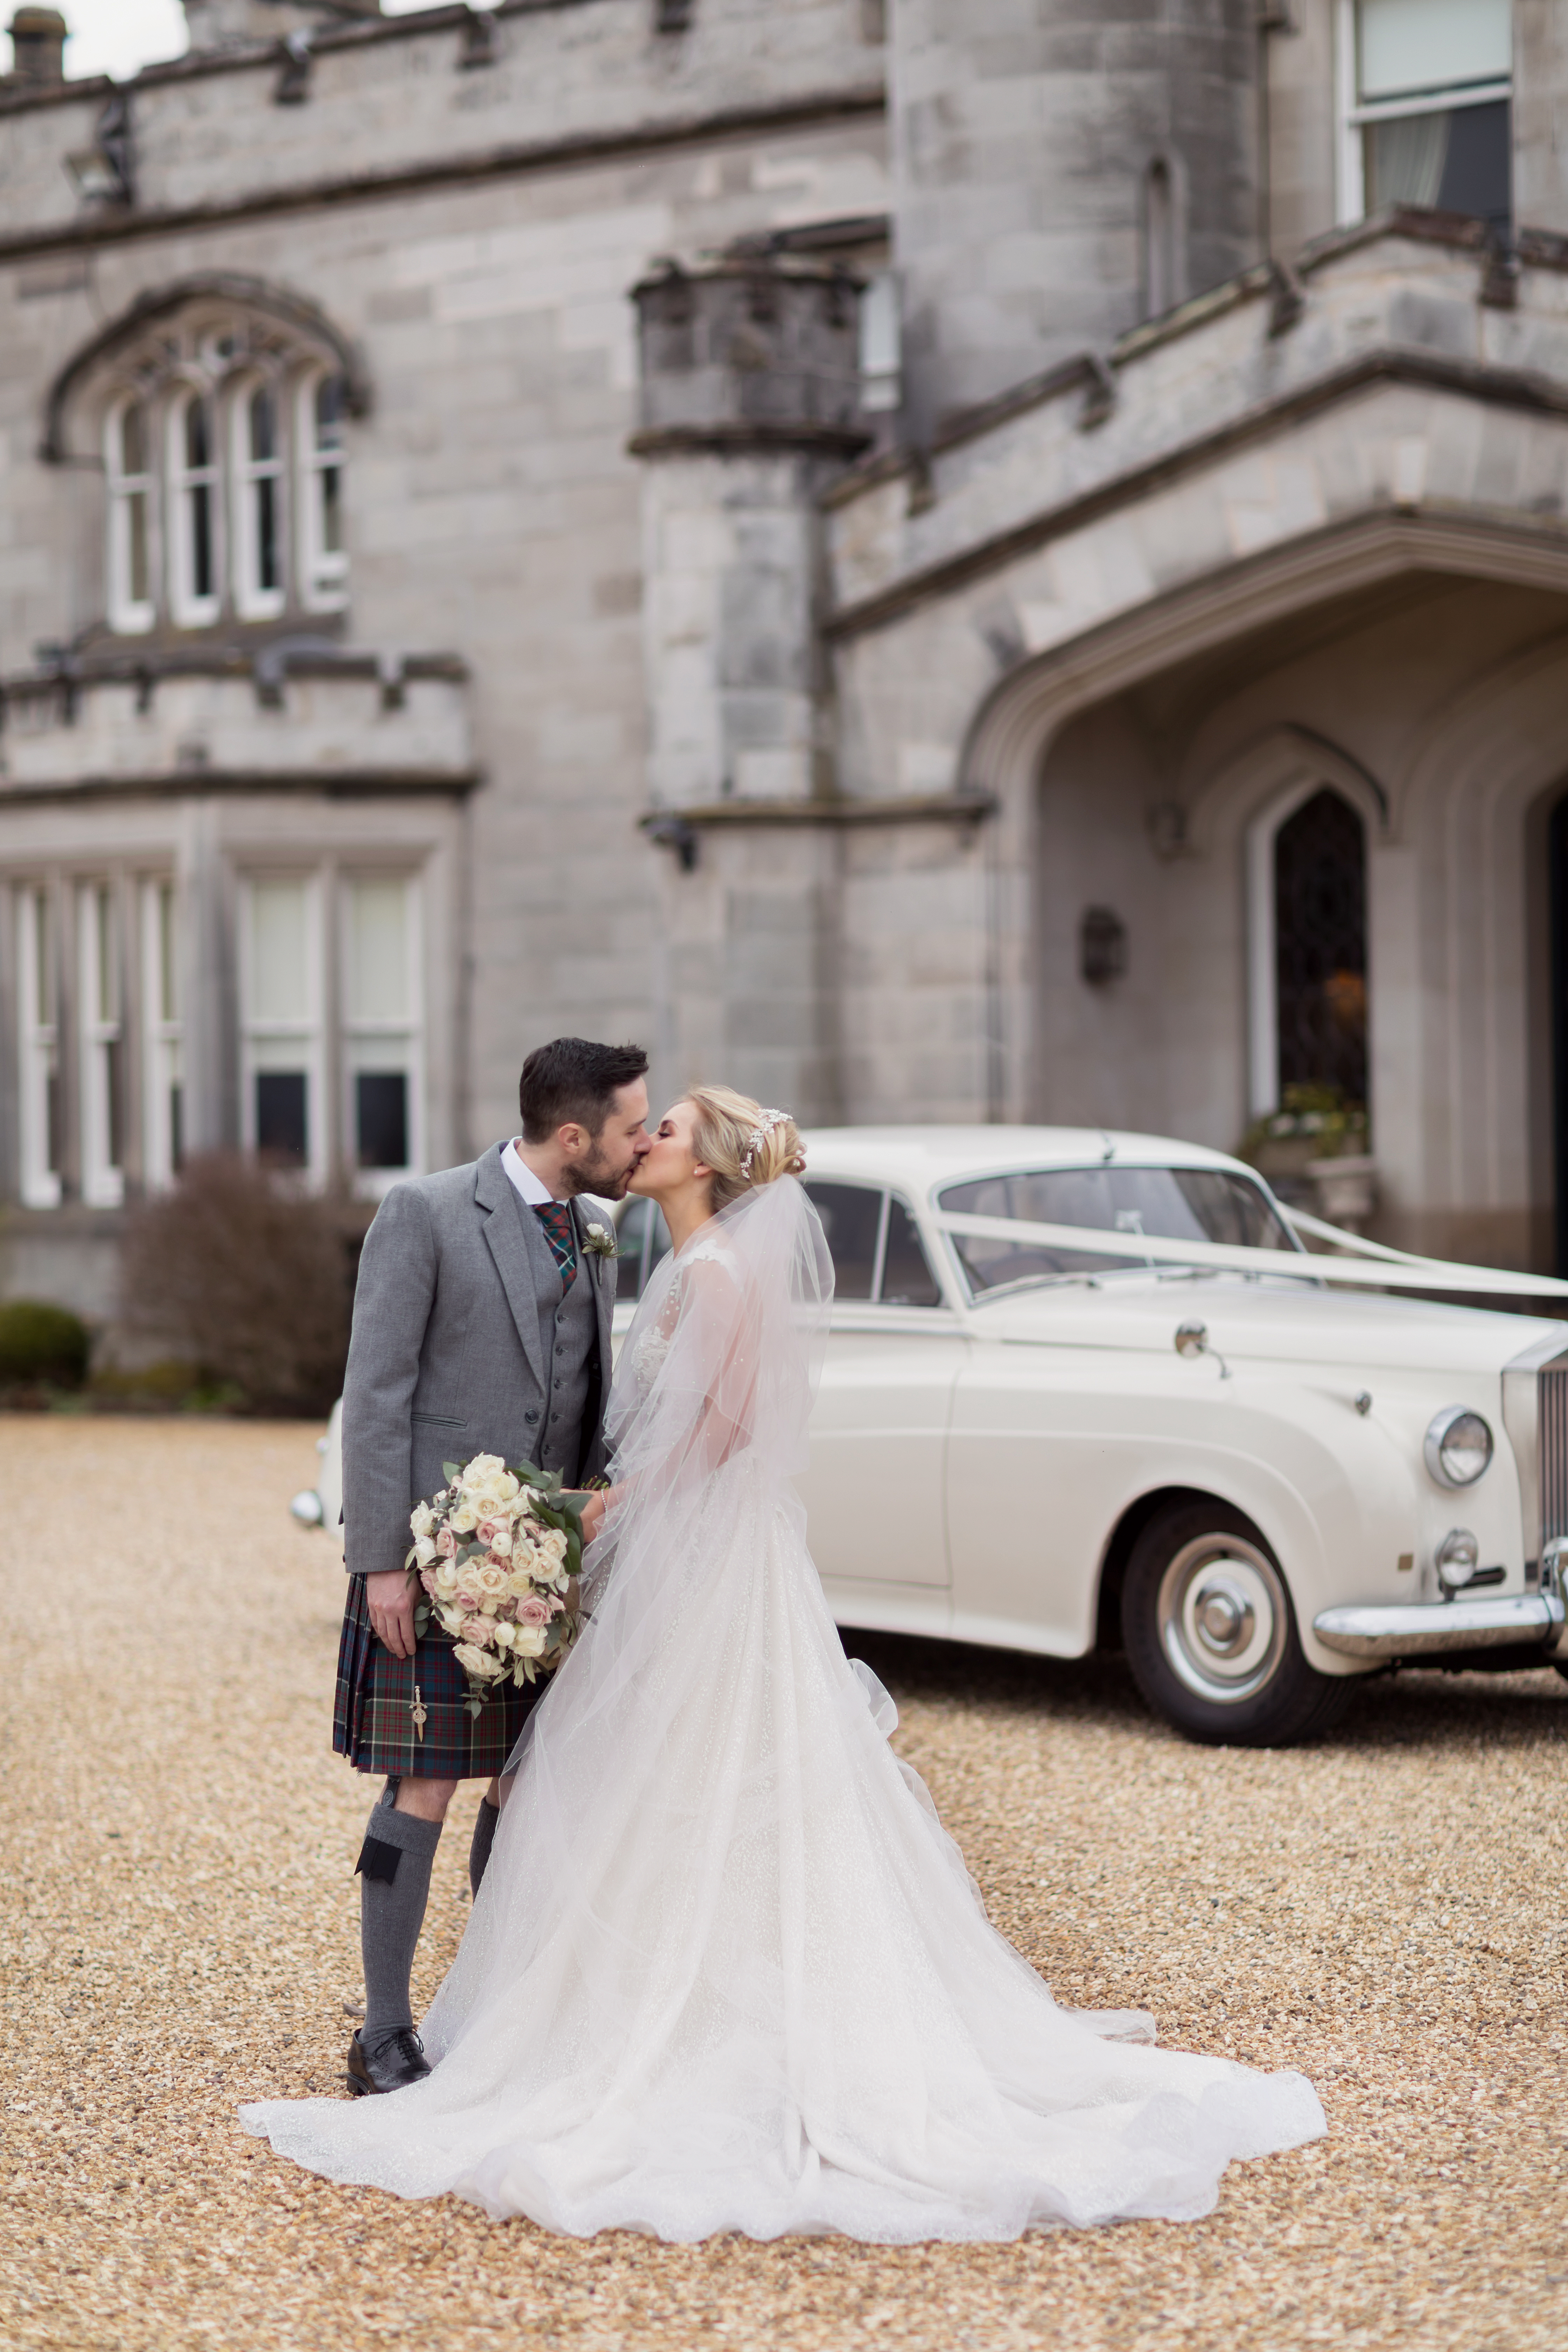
[561,1147,636,1200]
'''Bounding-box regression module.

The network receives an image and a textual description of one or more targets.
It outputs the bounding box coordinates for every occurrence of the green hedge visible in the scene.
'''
[0,1299,91,1389]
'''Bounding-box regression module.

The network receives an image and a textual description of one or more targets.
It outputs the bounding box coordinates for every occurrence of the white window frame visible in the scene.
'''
[140,876,184,1193]
[298,370,350,612]
[858,272,902,415]
[239,873,328,1187]
[341,871,424,1197]
[167,388,222,627]
[77,881,124,1209]
[16,886,61,1211]
[1335,0,1513,225]
[231,376,287,623]
[105,397,156,635]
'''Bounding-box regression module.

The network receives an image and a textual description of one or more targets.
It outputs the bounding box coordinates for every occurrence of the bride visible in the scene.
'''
[243,1087,1325,2241]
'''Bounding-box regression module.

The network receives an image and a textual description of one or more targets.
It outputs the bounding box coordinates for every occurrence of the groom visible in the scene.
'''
[333,1036,651,2094]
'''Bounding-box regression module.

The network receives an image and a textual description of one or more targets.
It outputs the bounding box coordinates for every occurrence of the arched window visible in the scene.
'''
[1275,788,1368,1107]
[105,399,154,634]
[1142,157,1179,321]
[51,287,361,634]
[169,391,220,626]
[300,371,349,611]
[1247,780,1371,1119]
[233,381,285,620]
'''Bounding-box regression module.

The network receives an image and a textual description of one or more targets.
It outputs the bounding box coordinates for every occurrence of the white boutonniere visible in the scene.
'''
[581,1220,618,1261]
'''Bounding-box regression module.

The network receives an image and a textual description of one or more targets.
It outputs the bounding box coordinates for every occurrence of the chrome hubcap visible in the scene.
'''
[1157,1535,1287,1704]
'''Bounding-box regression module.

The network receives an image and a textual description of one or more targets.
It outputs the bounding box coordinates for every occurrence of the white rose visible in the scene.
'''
[450,1502,479,1534]
[412,1534,437,1568]
[410,1502,436,1540]
[453,1642,505,1681]
[438,1605,466,1636]
[434,1561,460,1598]
[488,1527,513,1560]
[473,1563,510,1605]
[504,1568,538,1600]
[509,1624,548,1660]
[490,1620,515,1651]
[541,1527,569,1562]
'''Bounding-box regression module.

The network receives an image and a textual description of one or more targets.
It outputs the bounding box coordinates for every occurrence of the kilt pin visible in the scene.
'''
[333,1148,614,1781]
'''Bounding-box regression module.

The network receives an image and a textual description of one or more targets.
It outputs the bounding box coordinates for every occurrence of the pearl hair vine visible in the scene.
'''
[739,1109,789,1181]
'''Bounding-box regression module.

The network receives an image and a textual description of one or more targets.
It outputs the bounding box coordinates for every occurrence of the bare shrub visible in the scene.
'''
[120,1154,371,1415]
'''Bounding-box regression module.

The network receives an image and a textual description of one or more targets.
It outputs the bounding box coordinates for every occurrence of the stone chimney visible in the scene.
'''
[182,1,380,51]
[6,7,68,85]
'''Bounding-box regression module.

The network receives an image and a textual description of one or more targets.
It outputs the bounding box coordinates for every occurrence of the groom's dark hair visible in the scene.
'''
[518,1038,650,1143]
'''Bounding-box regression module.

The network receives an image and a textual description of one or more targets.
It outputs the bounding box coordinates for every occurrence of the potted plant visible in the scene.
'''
[1237,1085,1375,1231]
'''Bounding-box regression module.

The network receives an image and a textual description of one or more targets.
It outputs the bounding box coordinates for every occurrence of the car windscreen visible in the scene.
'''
[937,1165,1296,1295]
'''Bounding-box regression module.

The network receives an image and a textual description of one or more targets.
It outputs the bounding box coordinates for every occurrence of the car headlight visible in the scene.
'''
[1423,1405,1493,1488]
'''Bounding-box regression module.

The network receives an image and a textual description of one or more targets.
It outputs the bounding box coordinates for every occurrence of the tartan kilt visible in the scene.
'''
[332,1573,546,1779]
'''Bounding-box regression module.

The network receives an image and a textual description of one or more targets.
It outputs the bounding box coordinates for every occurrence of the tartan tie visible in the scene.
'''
[533,1200,577,1288]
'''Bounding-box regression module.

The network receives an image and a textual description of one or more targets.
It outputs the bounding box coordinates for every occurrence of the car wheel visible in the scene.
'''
[1120,1500,1354,1747]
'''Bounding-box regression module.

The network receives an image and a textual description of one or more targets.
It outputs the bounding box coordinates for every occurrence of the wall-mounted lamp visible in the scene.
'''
[644,814,699,873]
[1080,905,1128,987]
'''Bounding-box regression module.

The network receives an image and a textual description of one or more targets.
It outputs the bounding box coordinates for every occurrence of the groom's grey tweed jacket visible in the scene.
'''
[340,1141,616,1580]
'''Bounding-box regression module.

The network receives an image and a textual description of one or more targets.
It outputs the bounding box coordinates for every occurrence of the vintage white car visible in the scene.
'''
[616,1128,1568,1745]
[296,1127,1568,1746]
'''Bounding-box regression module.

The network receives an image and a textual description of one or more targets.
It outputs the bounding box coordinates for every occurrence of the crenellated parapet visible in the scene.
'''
[631,255,868,459]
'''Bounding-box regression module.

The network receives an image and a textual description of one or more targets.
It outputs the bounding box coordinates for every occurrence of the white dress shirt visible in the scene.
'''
[503,1139,558,1207]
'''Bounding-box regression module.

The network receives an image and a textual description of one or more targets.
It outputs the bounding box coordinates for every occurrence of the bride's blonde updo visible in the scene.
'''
[687,1086,806,1211]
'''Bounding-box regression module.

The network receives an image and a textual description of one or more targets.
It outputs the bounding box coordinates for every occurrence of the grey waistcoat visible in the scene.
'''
[518,1187,600,1485]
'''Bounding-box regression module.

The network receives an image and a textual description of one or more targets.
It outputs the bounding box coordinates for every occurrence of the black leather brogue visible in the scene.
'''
[346,2027,430,2096]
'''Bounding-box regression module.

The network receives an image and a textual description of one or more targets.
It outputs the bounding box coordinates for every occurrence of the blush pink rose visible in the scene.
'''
[518,1597,552,1625]
[436,1529,457,1558]
[476,1517,506,1545]
[420,1568,438,1596]
[455,1590,479,1613]
[460,1616,495,1646]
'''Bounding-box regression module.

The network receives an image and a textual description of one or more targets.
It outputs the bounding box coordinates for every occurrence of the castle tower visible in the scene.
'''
[890,0,1264,438]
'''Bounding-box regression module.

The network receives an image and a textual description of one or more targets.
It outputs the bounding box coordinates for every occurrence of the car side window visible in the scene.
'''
[802,1181,881,1300]
[879,1197,941,1307]
[615,1196,672,1302]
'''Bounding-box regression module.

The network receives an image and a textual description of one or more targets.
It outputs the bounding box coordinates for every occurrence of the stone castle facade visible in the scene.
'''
[2,0,1567,1316]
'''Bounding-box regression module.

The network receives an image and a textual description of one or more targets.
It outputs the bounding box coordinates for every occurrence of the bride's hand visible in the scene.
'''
[579,1491,607,1546]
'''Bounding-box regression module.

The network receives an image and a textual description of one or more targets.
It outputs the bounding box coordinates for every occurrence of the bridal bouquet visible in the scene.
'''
[406,1453,587,1716]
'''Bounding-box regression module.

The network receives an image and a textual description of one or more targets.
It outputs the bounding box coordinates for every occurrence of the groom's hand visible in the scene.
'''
[366,1568,419,1659]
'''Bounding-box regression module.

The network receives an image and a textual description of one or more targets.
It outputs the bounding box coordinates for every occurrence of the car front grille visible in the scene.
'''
[1540,1356,1568,1548]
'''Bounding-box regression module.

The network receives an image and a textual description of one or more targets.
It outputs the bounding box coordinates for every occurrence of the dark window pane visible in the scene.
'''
[938,1165,1294,1295]
[315,374,345,447]
[1275,787,1367,1106]
[356,1071,408,1169]
[169,1083,184,1174]
[127,490,149,605]
[256,1071,307,1163]
[256,476,278,591]
[878,1198,940,1307]
[615,1197,650,1299]
[184,398,210,471]
[106,1037,124,1172]
[1438,98,1511,233]
[320,463,343,557]
[249,385,276,463]
[46,1066,61,1177]
[190,483,213,600]
[802,1181,882,1300]
[120,402,147,477]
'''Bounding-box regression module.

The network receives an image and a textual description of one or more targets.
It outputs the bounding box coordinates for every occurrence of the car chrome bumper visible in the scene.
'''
[1313,1592,1567,1658]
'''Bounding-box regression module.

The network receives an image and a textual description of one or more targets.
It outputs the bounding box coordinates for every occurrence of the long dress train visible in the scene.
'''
[241,1179,1324,2240]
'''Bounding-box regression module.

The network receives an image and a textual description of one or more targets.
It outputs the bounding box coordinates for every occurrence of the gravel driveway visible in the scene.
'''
[2,1419,1565,2352]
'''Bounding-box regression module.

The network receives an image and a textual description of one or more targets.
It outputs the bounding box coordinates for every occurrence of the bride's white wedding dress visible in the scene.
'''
[242,1179,1324,2240]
